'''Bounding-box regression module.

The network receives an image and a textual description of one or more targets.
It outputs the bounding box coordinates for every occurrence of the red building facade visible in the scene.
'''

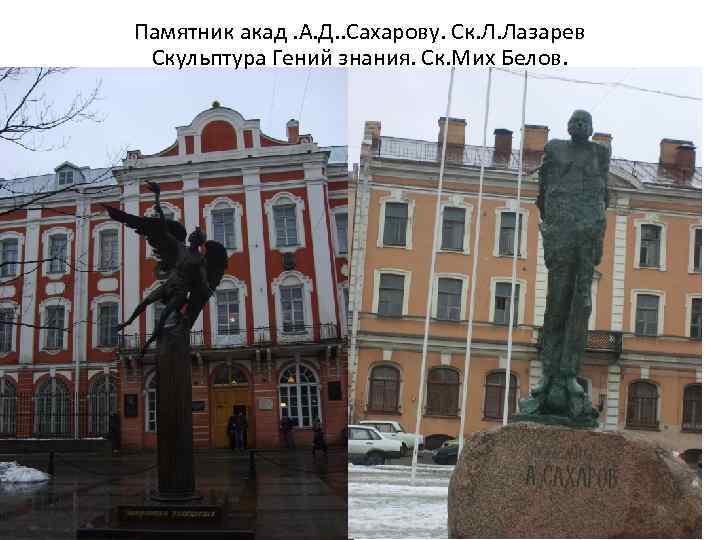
[0,105,348,449]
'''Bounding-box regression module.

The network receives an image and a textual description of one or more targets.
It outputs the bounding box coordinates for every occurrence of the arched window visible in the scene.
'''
[34,377,71,436]
[213,364,248,386]
[483,371,518,420]
[278,363,321,428]
[368,365,400,413]
[0,376,17,436]
[682,384,701,432]
[145,374,157,433]
[426,367,460,416]
[88,375,117,435]
[626,381,659,429]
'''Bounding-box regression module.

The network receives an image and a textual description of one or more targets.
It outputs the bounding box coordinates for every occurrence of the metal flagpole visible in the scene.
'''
[502,70,528,426]
[411,67,456,483]
[458,68,493,456]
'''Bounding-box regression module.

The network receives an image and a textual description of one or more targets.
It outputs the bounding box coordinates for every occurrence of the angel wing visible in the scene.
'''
[102,204,186,273]
[185,240,229,326]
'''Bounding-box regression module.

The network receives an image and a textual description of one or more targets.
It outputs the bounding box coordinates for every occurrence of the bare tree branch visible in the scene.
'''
[0,67,103,151]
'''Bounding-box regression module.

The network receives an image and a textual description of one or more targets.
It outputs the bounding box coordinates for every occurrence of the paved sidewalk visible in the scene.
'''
[0,447,347,539]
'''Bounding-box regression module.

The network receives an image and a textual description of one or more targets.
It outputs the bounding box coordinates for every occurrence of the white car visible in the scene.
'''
[358,420,424,456]
[348,424,403,465]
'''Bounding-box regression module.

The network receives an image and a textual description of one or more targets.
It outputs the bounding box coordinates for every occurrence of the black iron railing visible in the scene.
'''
[118,323,340,354]
[0,392,116,439]
[536,328,623,356]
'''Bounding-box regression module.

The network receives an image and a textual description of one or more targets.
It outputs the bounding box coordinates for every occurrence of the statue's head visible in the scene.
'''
[567,110,593,142]
[188,227,207,248]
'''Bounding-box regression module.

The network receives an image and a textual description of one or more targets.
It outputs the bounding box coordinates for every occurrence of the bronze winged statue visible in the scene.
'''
[103,181,228,357]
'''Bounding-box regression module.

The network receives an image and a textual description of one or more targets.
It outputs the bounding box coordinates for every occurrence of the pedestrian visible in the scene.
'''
[227,409,240,450]
[312,419,328,458]
[236,408,249,450]
[280,416,295,449]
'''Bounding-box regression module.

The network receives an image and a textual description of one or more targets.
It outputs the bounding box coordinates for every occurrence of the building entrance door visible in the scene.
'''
[212,386,254,448]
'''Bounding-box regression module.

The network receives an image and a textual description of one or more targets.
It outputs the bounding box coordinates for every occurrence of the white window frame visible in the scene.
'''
[271,271,314,342]
[56,168,75,187]
[144,370,157,433]
[439,200,473,255]
[90,294,120,350]
[633,217,667,271]
[630,289,665,336]
[209,276,248,347]
[0,231,24,282]
[203,196,244,255]
[277,362,322,427]
[39,296,71,353]
[377,192,415,250]
[92,221,121,275]
[0,301,19,356]
[588,272,600,331]
[685,293,702,339]
[688,224,701,274]
[143,282,165,342]
[372,268,412,316]
[330,205,349,257]
[144,202,182,259]
[489,277,527,325]
[264,192,306,253]
[493,202,529,259]
[42,227,74,278]
[432,273,469,321]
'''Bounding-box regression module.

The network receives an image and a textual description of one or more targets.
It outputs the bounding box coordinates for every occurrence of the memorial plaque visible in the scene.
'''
[448,423,701,539]
[257,397,273,410]
[117,505,223,527]
[191,400,206,412]
[327,381,342,401]
[124,394,138,418]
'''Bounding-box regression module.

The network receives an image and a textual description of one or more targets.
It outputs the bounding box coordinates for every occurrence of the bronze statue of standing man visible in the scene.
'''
[518,110,610,426]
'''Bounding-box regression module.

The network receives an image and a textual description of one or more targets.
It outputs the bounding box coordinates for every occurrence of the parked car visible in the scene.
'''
[432,438,458,465]
[347,424,403,465]
[358,420,424,456]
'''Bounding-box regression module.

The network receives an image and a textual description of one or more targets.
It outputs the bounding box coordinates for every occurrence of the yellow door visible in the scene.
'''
[212,387,252,448]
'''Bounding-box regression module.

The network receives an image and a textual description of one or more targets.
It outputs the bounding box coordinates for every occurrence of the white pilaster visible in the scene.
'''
[73,196,90,365]
[183,173,203,334]
[305,163,337,328]
[122,180,141,334]
[529,358,543,388]
[604,364,621,431]
[533,230,548,326]
[611,214,628,331]
[243,168,270,340]
[19,209,42,364]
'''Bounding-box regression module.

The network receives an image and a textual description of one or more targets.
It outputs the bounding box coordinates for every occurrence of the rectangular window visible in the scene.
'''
[280,285,305,333]
[273,205,299,247]
[499,212,522,256]
[48,234,68,274]
[441,207,465,251]
[639,224,661,267]
[437,278,462,321]
[378,274,404,317]
[45,306,65,349]
[217,289,241,335]
[58,170,74,185]
[98,303,118,347]
[494,282,520,325]
[382,202,408,247]
[0,239,19,278]
[212,208,236,249]
[335,212,348,254]
[693,228,701,272]
[690,298,701,340]
[635,294,659,336]
[99,230,119,271]
[0,308,14,353]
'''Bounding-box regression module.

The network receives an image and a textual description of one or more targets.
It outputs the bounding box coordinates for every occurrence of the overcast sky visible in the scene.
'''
[0,68,348,179]
[348,68,702,165]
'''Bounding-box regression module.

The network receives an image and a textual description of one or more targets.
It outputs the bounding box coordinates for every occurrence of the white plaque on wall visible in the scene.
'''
[257,398,274,410]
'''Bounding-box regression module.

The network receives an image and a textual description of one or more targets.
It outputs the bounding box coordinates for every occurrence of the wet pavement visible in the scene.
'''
[0,447,347,539]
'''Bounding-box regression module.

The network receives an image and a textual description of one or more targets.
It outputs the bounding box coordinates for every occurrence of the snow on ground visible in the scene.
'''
[0,461,50,483]
[349,464,452,539]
